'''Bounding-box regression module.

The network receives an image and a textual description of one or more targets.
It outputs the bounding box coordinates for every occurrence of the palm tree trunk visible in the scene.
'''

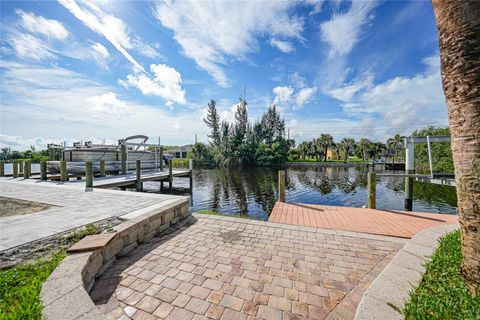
[324,147,328,162]
[433,0,480,295]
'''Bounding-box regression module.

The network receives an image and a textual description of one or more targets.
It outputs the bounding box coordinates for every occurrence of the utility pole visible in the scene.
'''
[195,134,197,144]
[288,128,290,140]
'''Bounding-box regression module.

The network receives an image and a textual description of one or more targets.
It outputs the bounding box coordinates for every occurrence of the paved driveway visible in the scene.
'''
[91,215,404,320]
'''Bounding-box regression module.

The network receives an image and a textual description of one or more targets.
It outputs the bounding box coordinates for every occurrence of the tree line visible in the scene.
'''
[192,99,293,166]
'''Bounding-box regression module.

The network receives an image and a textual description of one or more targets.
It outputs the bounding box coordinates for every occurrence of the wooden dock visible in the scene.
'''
[269,202,458,238]
[90,169,190,188]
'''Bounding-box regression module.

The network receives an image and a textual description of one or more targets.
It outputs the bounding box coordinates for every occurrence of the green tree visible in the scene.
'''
[387,134,405,165]
[203,99,221,147]
[317,134,334,162]
[357,138,371,162]
[339,138,356,162]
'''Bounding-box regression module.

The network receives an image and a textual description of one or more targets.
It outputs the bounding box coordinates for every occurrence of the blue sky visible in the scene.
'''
[0,0,447,150]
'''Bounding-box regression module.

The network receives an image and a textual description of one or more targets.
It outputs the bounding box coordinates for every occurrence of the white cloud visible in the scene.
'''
[90,42,109,68]
[269,38,294,53]
[295,87,317,107]
[273,86,294,106]
[58,0,145,72]
[153,1,303,87]
[16,9,69,40]
[327,71,374,102]
[10,34,55,60]
[0,62,205,149]
[337,56,448,136]
[119,64,186,106]
[320,1,378,58]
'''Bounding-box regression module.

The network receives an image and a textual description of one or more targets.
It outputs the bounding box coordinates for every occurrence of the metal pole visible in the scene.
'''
[160,146,164,171]
[13,161,18,178]
[136,159,142,192]
[99,160,106,177]
[60,160,68,181]
[367,172,376,209]
[41,161,47,180]
[426,136,434,178]
[0,161,4,177]
[404,138,414,211]
[85,161,93,188]
[278,170,286,202]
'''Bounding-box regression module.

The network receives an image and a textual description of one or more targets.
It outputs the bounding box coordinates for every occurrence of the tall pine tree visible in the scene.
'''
[203,99,221,147]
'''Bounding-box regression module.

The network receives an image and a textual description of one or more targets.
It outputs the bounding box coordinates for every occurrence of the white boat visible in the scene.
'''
[47,135,172,174]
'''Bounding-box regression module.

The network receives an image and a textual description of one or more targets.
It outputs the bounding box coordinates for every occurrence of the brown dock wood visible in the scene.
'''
[136,160,142,191]
[24,161,31,179]
[19,161,24,174]
[367,172,376,209]
[60,161,68,181]
[40,161,47,180]
[85,161,93,188]
[99,160,106,177]
[12,161,18,178]
[0,161,4,177]
[278,170,286,202]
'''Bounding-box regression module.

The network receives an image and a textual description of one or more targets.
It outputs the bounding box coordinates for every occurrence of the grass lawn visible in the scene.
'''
[404,230,480,319]
[0,224,100,320]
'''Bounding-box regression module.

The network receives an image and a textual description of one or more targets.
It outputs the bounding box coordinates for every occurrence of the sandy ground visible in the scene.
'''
[0,196,52,217]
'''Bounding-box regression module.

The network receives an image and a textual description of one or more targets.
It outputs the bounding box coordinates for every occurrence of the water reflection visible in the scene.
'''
[147,166,459,220]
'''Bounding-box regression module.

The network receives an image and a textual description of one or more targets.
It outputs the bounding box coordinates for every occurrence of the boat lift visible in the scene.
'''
[376,135,455,211]
[118,135,167,173]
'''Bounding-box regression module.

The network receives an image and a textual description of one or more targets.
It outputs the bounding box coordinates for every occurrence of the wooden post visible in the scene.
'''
[60,160,68,181]
[99,160,106,177]
[278,170,286,202]
[0,161,4,177]
[136,159,142,192]
[404,138,414,211]
[121,145,127,174]
[168,160,173,193]
[367,172,376,209]
[13,161,18,178]
[41,161,47,180]
[19,161,24,174]
[49,148,55,161]
[24,161,31,179]
[85,161,93,188]
[160,146,164,171]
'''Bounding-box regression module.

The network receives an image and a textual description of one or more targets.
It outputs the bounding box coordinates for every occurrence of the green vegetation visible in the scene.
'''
[196,209,251,219]
[412,126,453,173]
[0,147,49,163]
[404,230,480,320]
[0,224,100,320]
[193,99,292,167]
[171,158,190,168]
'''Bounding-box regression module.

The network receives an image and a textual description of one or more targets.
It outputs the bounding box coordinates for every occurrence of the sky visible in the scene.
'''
[0,0,448,150]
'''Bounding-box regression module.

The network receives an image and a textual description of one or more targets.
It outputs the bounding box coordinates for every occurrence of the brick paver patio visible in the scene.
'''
[269,202,458,238]
[91,215,404,320]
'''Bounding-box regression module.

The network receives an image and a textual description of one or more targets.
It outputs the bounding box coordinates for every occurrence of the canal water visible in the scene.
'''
[144,166,457,220]
[3,164,457,220]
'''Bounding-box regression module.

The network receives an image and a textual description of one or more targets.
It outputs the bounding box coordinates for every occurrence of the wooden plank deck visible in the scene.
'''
[269,202,458,238]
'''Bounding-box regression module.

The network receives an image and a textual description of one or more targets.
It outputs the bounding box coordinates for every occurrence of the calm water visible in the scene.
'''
[3,163,457,220]
[144,166,457,220]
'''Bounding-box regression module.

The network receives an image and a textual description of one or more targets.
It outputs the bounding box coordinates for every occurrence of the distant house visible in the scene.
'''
[166,145,191,159]
[326,149,339,161]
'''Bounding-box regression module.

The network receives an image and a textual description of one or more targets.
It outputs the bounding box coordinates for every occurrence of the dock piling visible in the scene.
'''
[40,161,47,180]
[24,161,31,179]
[13,161,18,178]
[367,172,376,209]
[160,147,164,171]
[0,161,4,177]
[19,161,24,175]
[168,160,173,193]
[121,145,127,174]
[404,139,414,211]
[48,148,55,161]
[60,161,68,181]
[85,161,93,188]
[136,160,142,191]
[99,160,106,177]
[278,170,286,202]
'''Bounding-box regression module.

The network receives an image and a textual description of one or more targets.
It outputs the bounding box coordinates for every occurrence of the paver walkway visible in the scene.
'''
[91,214,404,320]
[0,179,188,251]
[269,202,458,238]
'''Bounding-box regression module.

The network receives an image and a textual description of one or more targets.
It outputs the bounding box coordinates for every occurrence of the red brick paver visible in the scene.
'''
[91,215,403,320]
[269,202,458,238]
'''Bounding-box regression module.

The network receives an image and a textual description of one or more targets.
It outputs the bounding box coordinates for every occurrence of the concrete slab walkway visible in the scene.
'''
[0,179,188,251]
[91,214,405,320]
[269,202,458,238]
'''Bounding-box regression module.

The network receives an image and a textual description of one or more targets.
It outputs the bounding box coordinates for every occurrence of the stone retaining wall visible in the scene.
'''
[41,197,190,320]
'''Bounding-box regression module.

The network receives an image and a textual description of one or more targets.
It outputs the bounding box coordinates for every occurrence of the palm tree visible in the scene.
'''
[297,142,309,160]
[432,0,480,294]
[387,134,405,165]
[317,134,334,162]
[339,138,356,163]
[358,138,371,162]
